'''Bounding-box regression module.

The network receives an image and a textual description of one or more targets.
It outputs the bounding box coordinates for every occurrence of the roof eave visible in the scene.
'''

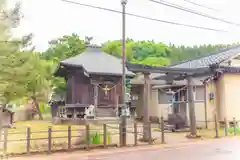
[54,62,89,78]
[89,72,135,78]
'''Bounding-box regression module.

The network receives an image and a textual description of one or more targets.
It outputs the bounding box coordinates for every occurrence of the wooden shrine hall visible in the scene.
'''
[53,46,135,123]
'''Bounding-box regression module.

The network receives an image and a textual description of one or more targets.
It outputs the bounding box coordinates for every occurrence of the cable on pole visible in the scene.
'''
[183,0,219,12]
[149,0,240,27]
[60,0,227,32]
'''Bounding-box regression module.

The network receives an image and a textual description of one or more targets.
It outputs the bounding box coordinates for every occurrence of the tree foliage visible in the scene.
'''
[0,1,32,103]
[41,33,87,61]
[0,1,54,120]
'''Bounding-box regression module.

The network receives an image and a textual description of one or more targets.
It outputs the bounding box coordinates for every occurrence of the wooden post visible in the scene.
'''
[103,124,107,148]
[148,122,152,145]
[48,127,52,154]
[214,114,219,138]
[203,82,208,129]
[114,86,117,109]
[26,127,31,154]
[224,117,228,136]
[177,90,180,112]
[134,123,138,146]
[71,76,75,103]
[93,83,98,108]
[115,94,119,117]
[187,76,197,136]
[3,128,8,154]
[143,73,151,141]
[233,117,237,136]
[68,126,71,150]
[119,123,123,147]
[85,125,90,150]
[161,116,166,144]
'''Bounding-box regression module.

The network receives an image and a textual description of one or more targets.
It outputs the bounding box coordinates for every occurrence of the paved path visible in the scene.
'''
[9,137,240,160]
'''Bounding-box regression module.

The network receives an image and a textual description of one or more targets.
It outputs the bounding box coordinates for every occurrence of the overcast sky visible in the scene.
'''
[11,0,240,51]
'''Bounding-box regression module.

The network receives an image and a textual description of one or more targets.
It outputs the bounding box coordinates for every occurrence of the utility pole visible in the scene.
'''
[187,76,197,136]
[121,0,127,146]
[0,106,2,147]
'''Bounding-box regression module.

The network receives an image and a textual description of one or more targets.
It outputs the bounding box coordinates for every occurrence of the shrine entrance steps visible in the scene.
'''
[95,107,116,118]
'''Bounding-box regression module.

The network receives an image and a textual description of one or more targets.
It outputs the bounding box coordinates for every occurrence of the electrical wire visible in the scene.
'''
[60,0,226,32]
[149,0,240,27]
[183,0,219,12]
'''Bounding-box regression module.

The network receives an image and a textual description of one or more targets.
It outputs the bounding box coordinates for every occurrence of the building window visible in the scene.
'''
[194,86,204,101]
[158,89,173,104]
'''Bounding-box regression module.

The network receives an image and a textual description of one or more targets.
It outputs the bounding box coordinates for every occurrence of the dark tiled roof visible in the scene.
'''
[171,46,240,68]
[61,47,135,77]
[151,46,240,79]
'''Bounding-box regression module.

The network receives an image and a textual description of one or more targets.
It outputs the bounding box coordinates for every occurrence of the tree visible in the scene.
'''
[103,39,171,66]
[0,1,33,104]
[103,39,135,61]
[0,0,33,142]
[41,33,86,61]
[18,53,56,119]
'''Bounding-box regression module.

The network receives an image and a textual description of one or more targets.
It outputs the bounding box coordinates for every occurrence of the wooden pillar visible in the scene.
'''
[113,86,117,107]
[178,89,180,112]
[71,75,75,103]
[93,83,98,107]
[203,82,208,129]
[187,76,197,136]
[143,72,151,141]
[114,86,119,116]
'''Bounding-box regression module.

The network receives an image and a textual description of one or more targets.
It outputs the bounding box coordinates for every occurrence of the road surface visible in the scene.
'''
[10,137,240,160]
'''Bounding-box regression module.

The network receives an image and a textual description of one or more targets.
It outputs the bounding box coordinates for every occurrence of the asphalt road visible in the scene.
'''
[10,137,240,160]
[81,138,240,160]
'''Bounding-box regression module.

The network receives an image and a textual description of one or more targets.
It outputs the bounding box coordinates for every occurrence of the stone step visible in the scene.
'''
[95,108,116,117]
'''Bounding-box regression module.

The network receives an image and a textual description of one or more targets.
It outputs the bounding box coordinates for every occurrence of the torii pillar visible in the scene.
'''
[187,76,197,137]
[143,72,151,141]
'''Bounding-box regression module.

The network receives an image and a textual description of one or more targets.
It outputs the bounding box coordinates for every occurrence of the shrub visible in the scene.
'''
[228,128,240,135]
[39,103,51,113]
[90,132,112,145]
[91,133,101,144]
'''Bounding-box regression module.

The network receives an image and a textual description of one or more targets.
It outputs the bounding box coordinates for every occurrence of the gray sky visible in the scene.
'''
[12,0,240,51]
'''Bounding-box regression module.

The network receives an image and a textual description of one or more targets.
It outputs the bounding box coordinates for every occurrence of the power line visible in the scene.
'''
[149,0,240,27]
[60,0,226,32]
[183,0,219,12]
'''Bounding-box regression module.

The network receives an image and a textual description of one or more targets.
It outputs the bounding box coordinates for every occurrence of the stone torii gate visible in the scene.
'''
[126,63,213,140]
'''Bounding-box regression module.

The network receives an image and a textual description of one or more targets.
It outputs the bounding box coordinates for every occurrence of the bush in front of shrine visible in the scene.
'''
[74,131,112,145]
[90,132,112,145]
